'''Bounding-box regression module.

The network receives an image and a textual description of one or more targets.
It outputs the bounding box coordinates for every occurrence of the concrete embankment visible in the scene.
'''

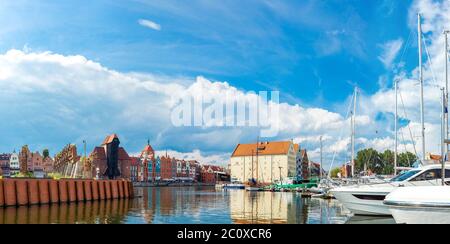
[0,179,134,208]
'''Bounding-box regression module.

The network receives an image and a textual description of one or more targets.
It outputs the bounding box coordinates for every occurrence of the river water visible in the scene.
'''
[0,186,395,224]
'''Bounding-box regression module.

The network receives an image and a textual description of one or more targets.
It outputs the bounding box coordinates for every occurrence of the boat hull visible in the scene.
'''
[245,187,262,191]
[223,184,245,190]
[384,186,450,224]
[389,207,450,224]
[331,189,391,216]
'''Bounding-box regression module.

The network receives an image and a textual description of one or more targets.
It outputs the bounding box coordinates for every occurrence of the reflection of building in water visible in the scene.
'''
[230,191,298,224]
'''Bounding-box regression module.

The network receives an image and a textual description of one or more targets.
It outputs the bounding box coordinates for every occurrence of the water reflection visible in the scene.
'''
[229,191,351,224]
[0,199,132,224]
[0,187,392,224]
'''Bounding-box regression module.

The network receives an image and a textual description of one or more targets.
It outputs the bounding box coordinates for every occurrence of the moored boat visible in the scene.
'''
[384,186,450,224]
[331,164,450,216]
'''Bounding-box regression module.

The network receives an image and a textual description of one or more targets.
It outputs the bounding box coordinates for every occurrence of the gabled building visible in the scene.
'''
[89,134,131,180]
[160,156,176,180]
[129,156,140,182]
[294,144,310,180]
[230,140,297,184]
[139,142,156,182]
[9,151,19,175]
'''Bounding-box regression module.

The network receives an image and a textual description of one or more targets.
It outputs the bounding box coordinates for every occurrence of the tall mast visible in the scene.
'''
[320,136,323,180]
[351,87,357,178]
[441,88,446,186]
[445,30,449,153]
[418,13,426,162]
[394,79,398,176]
[256,137,259,183]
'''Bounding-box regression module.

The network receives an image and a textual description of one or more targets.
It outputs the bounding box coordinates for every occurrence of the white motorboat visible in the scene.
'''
[223,182,245,190]
[330,164,450,216]
[223,178,245,190]
[384,186,450,224]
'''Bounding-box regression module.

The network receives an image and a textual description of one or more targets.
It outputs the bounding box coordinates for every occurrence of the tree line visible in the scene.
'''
[330,148,418,177]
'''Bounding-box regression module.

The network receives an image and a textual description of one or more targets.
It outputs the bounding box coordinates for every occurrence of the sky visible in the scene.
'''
[0,0,449,169]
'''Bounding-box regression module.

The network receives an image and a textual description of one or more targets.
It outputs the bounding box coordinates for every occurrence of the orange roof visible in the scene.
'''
[294,144,299,152]
[102,134,119,145]
[430,154,442,160]
[231,141,293,157]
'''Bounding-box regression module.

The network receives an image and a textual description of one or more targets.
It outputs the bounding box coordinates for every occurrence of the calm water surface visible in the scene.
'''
[0,186,395,224]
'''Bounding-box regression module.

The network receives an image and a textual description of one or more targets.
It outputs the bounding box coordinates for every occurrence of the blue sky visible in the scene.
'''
[0,0,448,167]
[0,0,413,106]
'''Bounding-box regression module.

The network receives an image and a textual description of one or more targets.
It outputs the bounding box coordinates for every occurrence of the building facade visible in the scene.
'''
[0,153,11,177]
[160,156,176,180]
[9,151,19,175]
[89,134,132,180]
[200,165,229,183]
[230,141,297,184]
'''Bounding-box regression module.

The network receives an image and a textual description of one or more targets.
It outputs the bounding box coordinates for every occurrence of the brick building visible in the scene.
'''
[0,153,11,177]
[160,155,176,180]
[200,165,229,183]
[89,134,132,180]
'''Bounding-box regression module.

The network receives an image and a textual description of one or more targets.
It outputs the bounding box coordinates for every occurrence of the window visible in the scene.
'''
[390,170,421,182]
[409,169,450,182]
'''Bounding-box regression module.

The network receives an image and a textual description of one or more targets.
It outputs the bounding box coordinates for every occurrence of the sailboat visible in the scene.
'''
[246,138,264,192]
[331,14,450,216]
[383,30,450,224]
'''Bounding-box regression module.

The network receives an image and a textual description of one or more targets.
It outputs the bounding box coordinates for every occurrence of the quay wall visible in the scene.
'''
[0,179,134,207]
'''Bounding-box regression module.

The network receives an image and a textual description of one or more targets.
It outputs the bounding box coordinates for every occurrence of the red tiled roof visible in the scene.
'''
[231,141,293,157]
[102,134,119,145]
[141,144,155,154]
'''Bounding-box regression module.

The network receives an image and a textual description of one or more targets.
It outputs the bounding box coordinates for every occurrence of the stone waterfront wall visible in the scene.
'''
[0,179,134,207]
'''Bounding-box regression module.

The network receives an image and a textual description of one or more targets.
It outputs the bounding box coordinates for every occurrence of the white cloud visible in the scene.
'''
[378,38,403,68]
[138,19,161,31]
[0,48,360,166]
[155,150,230,167]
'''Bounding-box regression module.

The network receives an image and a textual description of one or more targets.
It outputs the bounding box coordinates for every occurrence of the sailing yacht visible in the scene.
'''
[332,14,448,216]
[331,164,450,215]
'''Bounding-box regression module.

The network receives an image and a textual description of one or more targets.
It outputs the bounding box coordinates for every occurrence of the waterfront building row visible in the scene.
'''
[1,134,229,183]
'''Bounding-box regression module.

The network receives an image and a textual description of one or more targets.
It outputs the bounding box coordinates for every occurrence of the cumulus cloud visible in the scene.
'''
[0,49,361,166]
[138,19,161,31]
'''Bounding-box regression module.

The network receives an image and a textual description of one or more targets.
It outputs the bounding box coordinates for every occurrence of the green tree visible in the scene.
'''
[380,150,394,175]
[43,149,50,158]
[330,167,341,178]
[355,148,381,174]
[398,152,418,168]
